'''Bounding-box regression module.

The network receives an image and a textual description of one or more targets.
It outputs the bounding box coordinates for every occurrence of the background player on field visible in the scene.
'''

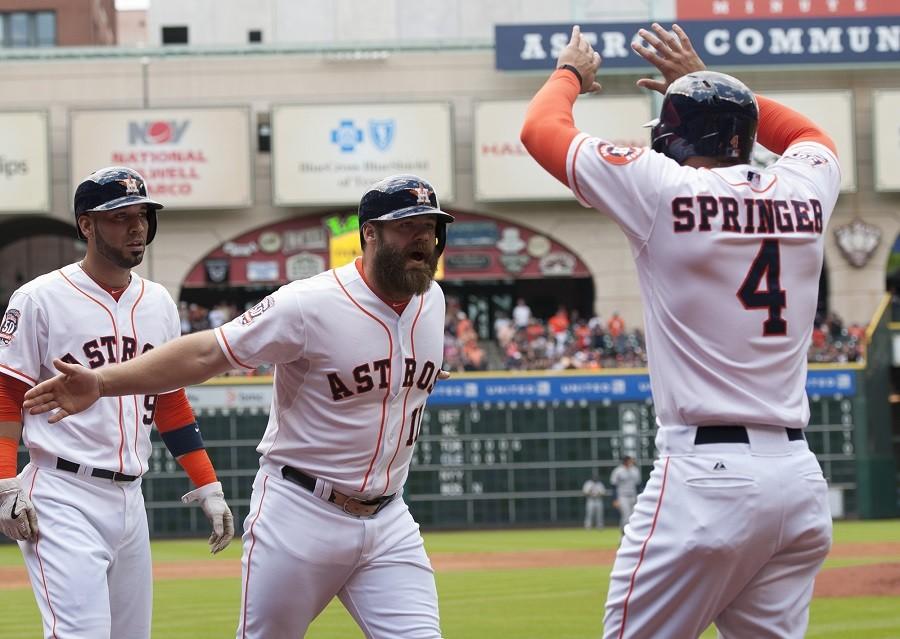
[581,472,607,530]
[23,173,454,639]
[0,166,233,639]
[521,24,838,639]
[609,456,640,533]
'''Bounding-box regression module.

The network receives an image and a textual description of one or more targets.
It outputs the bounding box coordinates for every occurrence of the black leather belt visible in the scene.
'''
[281,465,395,517]
[56,457,138,482]
[695,425,804,445]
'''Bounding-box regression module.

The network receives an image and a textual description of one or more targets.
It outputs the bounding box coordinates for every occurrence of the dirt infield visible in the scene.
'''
[2,542,898,597]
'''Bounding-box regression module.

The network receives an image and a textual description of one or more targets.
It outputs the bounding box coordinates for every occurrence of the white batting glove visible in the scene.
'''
[0,477,39,541]
[182,481,234,554]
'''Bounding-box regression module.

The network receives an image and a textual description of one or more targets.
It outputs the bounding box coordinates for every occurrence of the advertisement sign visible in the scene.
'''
[69,107,253,209]
[429,369,856,405]
[496,17,900,70]
[0,111,50,213]
[271,102,454,206]
[475,97,651,201]
[873,90,900,191]
[755,91,856,192]
[676,0,900,19]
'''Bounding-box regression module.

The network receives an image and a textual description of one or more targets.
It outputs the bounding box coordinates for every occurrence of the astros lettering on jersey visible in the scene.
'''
[3,263,179,475]
[215,258,444,498]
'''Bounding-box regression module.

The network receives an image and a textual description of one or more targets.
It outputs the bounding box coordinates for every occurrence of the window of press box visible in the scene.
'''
[161,25,189,45]
[249,30,262,43]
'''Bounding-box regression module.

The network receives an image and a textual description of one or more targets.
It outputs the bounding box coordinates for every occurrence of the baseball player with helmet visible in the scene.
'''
[0,166,234,639]
[24,173,454,639]
[522,24,836,639]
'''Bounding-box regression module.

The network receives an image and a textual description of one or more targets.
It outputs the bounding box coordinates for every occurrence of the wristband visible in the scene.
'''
[558,64,583,87]
[161,422,205,457]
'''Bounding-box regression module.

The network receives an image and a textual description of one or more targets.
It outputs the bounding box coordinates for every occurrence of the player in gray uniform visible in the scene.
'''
[609,456,641,532]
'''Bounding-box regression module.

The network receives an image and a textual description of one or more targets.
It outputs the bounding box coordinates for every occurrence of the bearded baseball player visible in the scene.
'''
[24,173,454,639]
[0,166,234,639]
[522,25,837,639]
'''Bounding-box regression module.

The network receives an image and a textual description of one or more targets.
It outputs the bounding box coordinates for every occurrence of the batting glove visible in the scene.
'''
[0,477,39,541]
[182,481,234,554]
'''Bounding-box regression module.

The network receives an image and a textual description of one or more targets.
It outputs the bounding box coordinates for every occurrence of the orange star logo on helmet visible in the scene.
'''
[119,177,141,195]
[412,185,431,205]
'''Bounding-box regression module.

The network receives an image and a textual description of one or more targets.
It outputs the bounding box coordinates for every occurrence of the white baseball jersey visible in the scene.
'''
[0,262,180,475]
[215,259,445,499]
[567,138,841,429]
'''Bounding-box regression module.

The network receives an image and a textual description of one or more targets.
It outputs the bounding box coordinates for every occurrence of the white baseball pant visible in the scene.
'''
[18,461,152,639]
[604,425,832,639]
[236,467,442,639]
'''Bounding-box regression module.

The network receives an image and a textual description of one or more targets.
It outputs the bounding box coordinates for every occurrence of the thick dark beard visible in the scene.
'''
[372,242,438,298]
[94,226,144,269]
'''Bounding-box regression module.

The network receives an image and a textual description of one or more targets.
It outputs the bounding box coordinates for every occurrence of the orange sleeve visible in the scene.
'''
[756,95,837,157]
[0,373,27,422]
[177,448,218,487]
[154,388,196,432]
[520,69,583,186]
[154,388,218,487]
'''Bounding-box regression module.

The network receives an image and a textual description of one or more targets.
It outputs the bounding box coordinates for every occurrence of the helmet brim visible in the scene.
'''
[364,204,454,224]
[84,195,164,212]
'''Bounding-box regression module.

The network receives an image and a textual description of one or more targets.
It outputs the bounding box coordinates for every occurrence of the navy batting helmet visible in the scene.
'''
[73,167,164,244]
[357,174,455,256]
[650,71,758,165]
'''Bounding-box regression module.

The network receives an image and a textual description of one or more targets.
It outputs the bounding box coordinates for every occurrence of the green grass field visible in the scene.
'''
[2,521,899,638]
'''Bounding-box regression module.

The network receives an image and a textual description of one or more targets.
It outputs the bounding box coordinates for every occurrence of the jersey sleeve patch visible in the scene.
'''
[597,144,645,165]
[785,149,829,167]
[0,309,20,346]
[240,295,275,325]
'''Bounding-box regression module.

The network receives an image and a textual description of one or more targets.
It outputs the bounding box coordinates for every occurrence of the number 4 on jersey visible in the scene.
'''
[737,239,787,336]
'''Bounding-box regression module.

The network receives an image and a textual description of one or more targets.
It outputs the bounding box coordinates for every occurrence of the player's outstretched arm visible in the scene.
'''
[631,23,705,94]
[23,330,231,423]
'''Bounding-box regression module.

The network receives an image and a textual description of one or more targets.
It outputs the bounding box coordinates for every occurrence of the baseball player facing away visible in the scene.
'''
[609,456,641,532]
[522,25,837,639]
[0,166,234,639]
[24,174,454,639]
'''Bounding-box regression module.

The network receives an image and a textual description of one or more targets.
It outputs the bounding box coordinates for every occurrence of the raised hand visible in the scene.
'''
[632,23,706,94]
[557,25,603,94]
[22,358,102,424]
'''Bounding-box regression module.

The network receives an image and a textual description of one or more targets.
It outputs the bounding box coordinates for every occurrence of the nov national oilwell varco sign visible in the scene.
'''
[495,16,900,70]
[69,108,253,210]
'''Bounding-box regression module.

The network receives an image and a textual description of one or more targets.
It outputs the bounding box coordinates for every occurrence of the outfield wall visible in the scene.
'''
[109,365,875,537]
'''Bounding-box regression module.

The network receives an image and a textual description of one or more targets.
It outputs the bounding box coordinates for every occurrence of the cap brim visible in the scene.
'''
[367,205,454,223]
[642,118,659,129]
[87,195,164,212]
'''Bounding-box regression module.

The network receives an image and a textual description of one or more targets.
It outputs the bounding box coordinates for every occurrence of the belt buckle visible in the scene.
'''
[341,497,376,517]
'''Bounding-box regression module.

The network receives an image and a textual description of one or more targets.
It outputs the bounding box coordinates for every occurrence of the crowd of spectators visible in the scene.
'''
[808,310,866,364]
[180,297,866,375]
[490,299,647,372]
